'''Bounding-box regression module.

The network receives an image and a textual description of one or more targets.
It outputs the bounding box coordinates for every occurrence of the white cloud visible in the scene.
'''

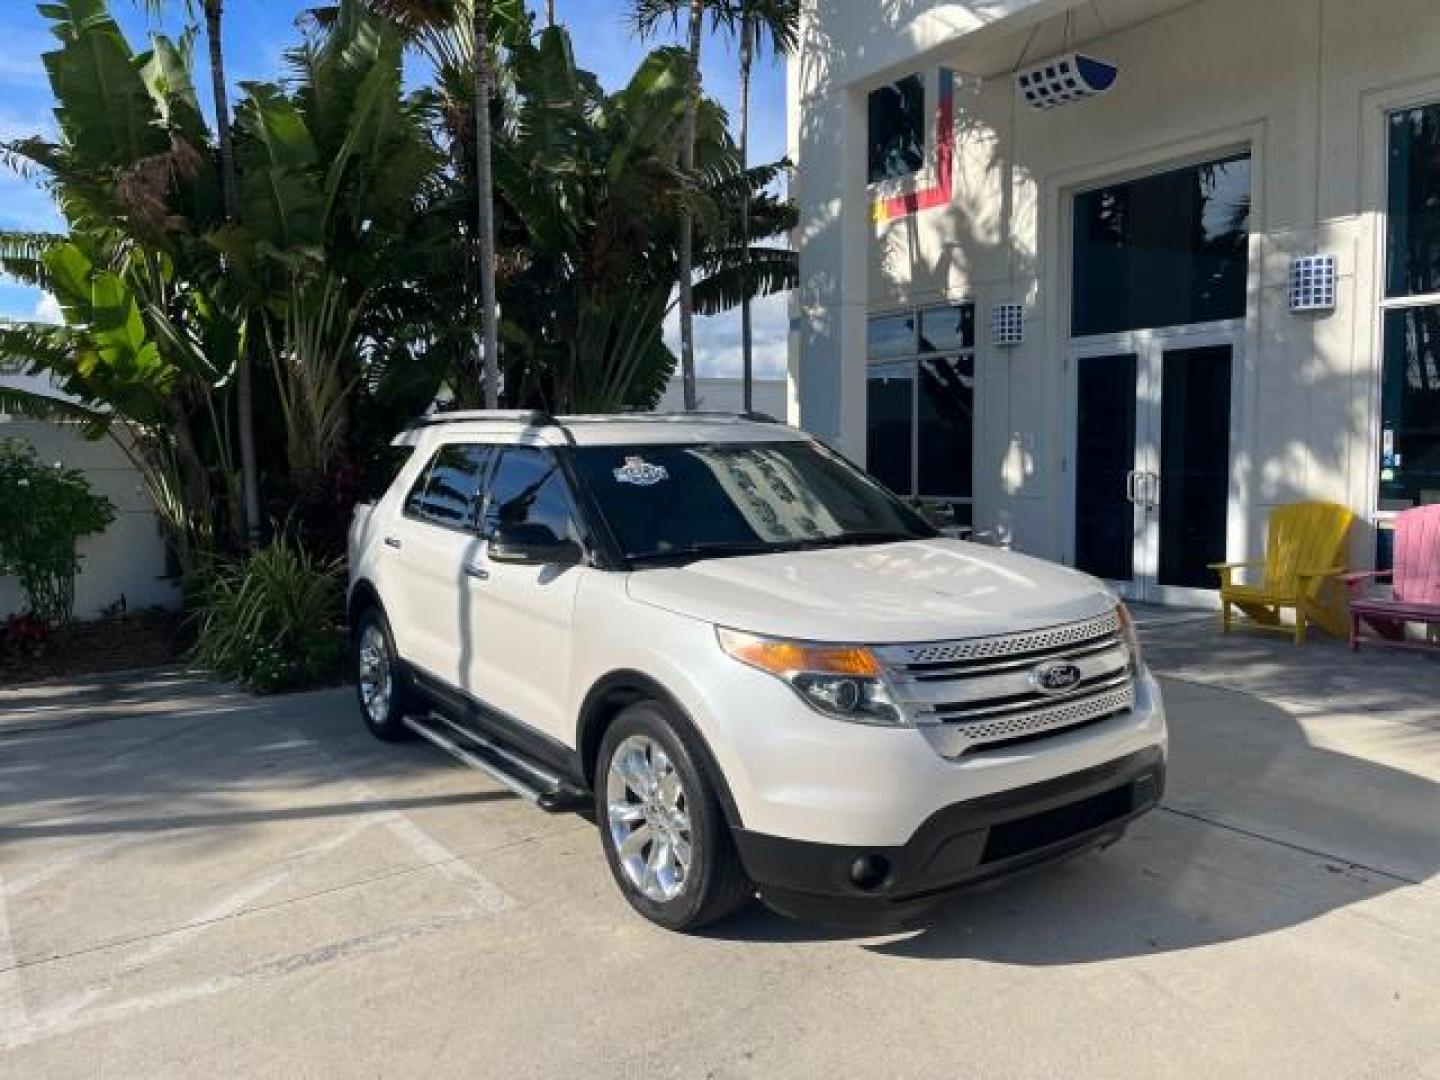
[664,291,791,381]
[0,106,54,143]
[33,292,62,324]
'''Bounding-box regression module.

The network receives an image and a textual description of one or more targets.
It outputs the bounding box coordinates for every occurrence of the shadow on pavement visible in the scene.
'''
[712,680,1440,962]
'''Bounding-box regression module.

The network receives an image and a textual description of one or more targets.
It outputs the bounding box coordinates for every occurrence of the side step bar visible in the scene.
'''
[403,712,590,813]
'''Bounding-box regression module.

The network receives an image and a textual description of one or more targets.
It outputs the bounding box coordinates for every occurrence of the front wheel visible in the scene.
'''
[596,702,752,931]
[354,606,417,742]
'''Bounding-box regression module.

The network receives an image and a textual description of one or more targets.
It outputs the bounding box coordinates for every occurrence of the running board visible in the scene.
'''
[402,712,590,812]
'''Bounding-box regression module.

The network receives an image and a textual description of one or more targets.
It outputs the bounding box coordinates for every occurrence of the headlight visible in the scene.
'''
[1115,601,1144,670]
[716,628,905,726]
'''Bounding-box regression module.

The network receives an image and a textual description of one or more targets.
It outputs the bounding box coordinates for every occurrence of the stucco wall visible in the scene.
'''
[0,416,178,620]
[792,0,1440,570]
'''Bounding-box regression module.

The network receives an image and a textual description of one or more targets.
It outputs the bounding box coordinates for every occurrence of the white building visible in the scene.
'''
[788,0,1440,605]
[0,371,178,619]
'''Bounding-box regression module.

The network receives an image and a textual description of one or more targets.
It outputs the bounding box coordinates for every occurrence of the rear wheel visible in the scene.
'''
[354,606,416,742]
[596,702,752,931]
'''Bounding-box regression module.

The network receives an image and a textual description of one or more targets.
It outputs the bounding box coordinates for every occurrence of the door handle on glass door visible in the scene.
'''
[1143,472,1160,509]
[1125,470,1139,504]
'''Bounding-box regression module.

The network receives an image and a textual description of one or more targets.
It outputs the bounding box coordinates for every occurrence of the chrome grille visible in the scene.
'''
[885,611,1120,667]
[877,611,1134,756]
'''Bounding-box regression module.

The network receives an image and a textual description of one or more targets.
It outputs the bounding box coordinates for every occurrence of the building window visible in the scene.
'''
[865,304,975,527]
[1071,155,1251,337]
[867,75,925,184]
[1380,104,1440,510]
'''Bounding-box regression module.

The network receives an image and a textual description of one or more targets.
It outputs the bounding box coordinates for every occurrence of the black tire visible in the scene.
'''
[595,701,752,931]
[353,605,418,742]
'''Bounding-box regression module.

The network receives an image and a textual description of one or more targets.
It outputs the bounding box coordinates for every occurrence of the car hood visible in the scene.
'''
[624,539,1116,643]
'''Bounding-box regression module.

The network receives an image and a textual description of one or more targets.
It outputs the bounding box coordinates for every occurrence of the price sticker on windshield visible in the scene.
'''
[613,455,669,486]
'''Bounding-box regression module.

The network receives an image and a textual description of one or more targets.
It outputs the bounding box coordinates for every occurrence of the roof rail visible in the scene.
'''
[408,408,581,445]
[411,409,547,427]
[635,410,784,425]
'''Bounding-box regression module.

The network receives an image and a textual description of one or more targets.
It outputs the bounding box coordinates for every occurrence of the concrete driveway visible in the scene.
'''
[1,619,1437,1079]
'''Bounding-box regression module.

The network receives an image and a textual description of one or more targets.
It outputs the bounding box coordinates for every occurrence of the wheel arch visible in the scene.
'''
[347,578,382,632]
[577,669,743,829]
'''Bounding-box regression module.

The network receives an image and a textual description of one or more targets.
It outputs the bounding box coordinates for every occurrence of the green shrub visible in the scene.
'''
[191,537,346,693]
[0,437,116,625]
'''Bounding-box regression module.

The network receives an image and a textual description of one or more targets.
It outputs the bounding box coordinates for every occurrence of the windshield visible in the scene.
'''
[569,440,937,565]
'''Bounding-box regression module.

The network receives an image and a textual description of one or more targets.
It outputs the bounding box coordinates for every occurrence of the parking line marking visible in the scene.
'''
[3,835,147,899]
[18,816,384,1038]
[0,876,27,1042]
[4,908,488,1050]
[0,725,512,1049]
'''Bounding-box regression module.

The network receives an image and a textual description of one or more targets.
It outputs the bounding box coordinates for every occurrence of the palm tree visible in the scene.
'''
[726,0,795,411]
[634,0,716,411]
[473,0,500,407]
[361,0,519,408]
[134,0,261,547]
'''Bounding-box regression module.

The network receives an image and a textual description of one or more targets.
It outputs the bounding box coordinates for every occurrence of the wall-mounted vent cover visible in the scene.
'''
[1016,53,1118,110]
[1289,254,1337,312]
[992,303,1025,347]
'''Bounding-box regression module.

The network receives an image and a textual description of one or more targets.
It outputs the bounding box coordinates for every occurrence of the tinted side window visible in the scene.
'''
[484,446,579,544]
[405,443,489,528]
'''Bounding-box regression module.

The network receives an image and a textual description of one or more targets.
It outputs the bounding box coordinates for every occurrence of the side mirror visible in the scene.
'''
[489,522,583,566]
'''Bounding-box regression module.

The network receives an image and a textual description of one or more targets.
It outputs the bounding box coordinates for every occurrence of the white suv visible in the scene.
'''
[348,412,1166,930]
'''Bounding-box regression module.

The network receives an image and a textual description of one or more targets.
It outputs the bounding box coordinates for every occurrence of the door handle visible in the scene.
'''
[384,536,401,550]
[463,562,490,581]
[1144,472,1160,509]
[1125,470,1139,504]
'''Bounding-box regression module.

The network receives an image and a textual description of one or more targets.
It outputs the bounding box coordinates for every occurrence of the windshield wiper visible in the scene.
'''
[795,530,923,549]
[625,541,790,567]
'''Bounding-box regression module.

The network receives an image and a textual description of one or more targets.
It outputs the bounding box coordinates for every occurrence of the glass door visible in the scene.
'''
[1151,343,1234,604]
[1068,333,1237,604]
[1073,351,1143,597]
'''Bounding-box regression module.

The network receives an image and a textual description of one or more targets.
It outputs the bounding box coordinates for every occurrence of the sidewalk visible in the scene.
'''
[1134,603,1440,727]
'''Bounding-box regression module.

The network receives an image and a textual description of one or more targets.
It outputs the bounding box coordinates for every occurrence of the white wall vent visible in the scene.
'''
[992,303,1025,347]
[1289,254,1337,312]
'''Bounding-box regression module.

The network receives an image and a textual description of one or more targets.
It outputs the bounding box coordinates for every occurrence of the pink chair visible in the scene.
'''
[1344,505,1440,651]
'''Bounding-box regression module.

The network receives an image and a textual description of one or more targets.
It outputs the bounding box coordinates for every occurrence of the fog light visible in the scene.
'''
[849,854,891,891]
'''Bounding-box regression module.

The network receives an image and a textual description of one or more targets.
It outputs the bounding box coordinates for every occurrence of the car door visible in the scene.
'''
[382,441,490,688]
[463,444,586,743]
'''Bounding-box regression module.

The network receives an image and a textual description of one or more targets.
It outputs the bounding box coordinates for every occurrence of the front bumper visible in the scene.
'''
[733,745,1165,927]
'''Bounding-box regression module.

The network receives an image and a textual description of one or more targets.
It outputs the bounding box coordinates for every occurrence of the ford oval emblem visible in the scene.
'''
[1030,660,1083,695]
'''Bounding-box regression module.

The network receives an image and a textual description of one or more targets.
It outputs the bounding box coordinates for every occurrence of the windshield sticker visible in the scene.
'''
[613,455,669,486]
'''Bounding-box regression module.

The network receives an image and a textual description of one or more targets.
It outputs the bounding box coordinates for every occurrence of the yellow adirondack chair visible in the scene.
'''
[1209,501,1355,644]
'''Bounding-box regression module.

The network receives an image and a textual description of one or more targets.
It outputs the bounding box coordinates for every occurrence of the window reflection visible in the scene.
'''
[1380,307,1440,509]
[918,305,975,353]
[1072,155,1251,336]
[865,305,977,509]
[918,356,974,499]
[1386,105,1440,299]
[866,313,916,359]
[867,75,926,184]
[407,444,488,528]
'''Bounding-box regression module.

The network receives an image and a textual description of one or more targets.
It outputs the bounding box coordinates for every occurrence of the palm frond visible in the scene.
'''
[0,383,111,435]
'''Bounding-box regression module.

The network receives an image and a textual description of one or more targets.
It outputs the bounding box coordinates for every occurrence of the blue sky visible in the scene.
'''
[0,0,790,378]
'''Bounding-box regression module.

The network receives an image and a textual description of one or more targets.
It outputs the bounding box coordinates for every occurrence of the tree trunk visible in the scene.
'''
[738,13,754,414]
[474,0,501,409]
[206,1,260,550]
[677,0,703,411]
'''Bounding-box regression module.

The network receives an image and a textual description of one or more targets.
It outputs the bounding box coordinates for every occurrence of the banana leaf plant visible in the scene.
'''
[0,0,238,565]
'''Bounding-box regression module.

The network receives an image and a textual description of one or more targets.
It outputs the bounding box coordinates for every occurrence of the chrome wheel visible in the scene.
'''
[605,734,693,903]
[357,623,393,725]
